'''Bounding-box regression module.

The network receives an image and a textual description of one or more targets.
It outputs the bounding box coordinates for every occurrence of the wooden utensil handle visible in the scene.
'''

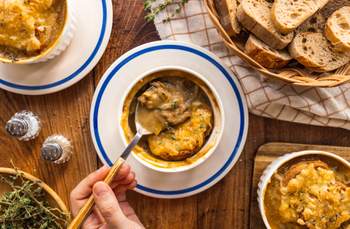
[68,158,125,229]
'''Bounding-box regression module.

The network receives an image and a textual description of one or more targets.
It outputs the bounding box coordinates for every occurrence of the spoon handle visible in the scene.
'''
[68,158,125,229]
[68,130,144,228]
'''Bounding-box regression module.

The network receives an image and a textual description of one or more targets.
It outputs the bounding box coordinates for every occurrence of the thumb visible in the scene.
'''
[93,181,127,228]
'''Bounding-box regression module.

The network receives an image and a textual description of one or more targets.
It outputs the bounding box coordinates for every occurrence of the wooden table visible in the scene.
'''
[0,1,349,228]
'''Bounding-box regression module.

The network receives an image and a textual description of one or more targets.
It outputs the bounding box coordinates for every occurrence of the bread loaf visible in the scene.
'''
[245,35,292,68]
[325,6,350,52]
[215,0,241,36]
[236,0,294,50]
[272,0,329,34]
[289,32,350,72]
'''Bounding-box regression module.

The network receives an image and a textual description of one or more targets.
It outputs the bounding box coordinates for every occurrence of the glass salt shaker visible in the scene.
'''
[5,111,41,141]
[41,135,73,164]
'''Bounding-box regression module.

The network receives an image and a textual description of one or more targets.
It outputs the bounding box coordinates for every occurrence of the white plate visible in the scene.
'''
[90,40,249,199]
[0,0,113,95]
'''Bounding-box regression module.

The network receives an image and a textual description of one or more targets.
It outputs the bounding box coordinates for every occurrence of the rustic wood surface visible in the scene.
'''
[250,142,350,228]
[0,1,349,228]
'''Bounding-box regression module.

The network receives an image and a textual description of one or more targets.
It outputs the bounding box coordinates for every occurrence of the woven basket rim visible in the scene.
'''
[204,0,350,87]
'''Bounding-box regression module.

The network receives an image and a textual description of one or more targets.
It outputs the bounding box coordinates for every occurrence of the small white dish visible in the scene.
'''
[118,65,225,173]
[30,0,76,64]
[0,0,76,64]
[0,0,113,95]
[90,40,249,198]
[257,150,350,228]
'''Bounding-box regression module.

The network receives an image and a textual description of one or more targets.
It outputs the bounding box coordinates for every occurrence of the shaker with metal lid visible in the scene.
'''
[41,135,73,164]
[5,111,41,141]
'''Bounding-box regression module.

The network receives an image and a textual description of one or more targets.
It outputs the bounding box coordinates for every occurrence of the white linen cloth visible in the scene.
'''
[152,0,350,129]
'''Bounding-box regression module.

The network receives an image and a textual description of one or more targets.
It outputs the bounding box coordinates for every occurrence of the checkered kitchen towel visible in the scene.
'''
[152,0,350,130]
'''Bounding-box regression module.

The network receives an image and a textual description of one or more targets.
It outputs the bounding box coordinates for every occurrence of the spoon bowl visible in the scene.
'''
[135,102,161,136]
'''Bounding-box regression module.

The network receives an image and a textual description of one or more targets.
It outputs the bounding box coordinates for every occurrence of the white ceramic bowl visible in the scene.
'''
[257,150,350,228]
[118,65,225,173]
[0,0,76,64]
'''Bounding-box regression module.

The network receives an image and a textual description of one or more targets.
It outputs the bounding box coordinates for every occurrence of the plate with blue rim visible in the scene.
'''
[90,40,249,199]
[0,0,113,95]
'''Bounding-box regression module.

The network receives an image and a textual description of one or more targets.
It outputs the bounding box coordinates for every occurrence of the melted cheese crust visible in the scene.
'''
[0,0,62,54]
[147,102,213,161]
[279,163,350,229]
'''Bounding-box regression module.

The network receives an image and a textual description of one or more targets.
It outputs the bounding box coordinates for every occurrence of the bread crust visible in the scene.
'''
[320,0,350,18]
[289,32,350,72]
[289,35,323,69]
[324,6,350,52]
[245,35,291,68]
[271,0,329,34]
[296,13,326,33]
[215,0,241,36]
[236,0,294,50]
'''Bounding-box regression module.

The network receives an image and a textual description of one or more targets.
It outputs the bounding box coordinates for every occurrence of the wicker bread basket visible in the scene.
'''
[204,0,350,87]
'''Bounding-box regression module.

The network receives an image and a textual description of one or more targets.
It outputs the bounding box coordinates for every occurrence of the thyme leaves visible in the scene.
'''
[144,0,189,22]
[0,171,68,228]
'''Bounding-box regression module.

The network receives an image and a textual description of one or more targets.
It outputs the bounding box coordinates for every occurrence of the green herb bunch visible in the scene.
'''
[0,171,68,229]
[144,0,189,22]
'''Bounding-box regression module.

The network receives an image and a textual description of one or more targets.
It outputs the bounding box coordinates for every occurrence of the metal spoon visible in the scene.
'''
[68,102,157,229]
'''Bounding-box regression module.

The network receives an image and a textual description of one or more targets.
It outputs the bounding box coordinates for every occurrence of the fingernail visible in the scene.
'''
[93,182,109,197]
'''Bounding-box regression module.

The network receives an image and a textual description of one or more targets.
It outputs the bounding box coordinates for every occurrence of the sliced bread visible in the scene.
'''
[236,0,294,50]
[289,32,350,72]
[296,0,350,33]
[271,0,330,34]
[245,35,292,68]
[325,6,350,52]
[215,0,241,36]
[296,13,326,33]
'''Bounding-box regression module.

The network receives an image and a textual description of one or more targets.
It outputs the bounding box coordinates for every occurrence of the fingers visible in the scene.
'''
[71,164,131,200]
[70,166,110,215]
[114,180,137,196]
[82,211,103,229]
[70,163,135,217]
[120,171,135,185]
[91,206,106,224]
[119,201,143,226]
[113,163,131,181]
[128,180,137,190]
[93,182,127,228]
[115,192,144,226]
[71,166,109,200]
[110,171,136,189]
[111,171,137,197]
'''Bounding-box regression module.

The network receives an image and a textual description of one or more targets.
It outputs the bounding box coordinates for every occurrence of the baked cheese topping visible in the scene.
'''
[0,0,62,54]
[147,103,212,161]
[279,163,350,229]
[137,78,214,161]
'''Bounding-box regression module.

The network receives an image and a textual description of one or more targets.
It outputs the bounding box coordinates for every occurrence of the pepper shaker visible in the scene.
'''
[41,135,73,164]
[5,111,41,141]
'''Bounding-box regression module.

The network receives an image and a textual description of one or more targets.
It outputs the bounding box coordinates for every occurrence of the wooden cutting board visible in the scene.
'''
[249,142,350,228]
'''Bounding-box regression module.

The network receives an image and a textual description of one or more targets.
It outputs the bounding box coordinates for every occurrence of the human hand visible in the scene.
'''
[70,164,144,229]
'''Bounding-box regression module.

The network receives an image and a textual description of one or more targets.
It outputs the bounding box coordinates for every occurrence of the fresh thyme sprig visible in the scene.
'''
[144,0,189,22]
[0,170,69,228]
